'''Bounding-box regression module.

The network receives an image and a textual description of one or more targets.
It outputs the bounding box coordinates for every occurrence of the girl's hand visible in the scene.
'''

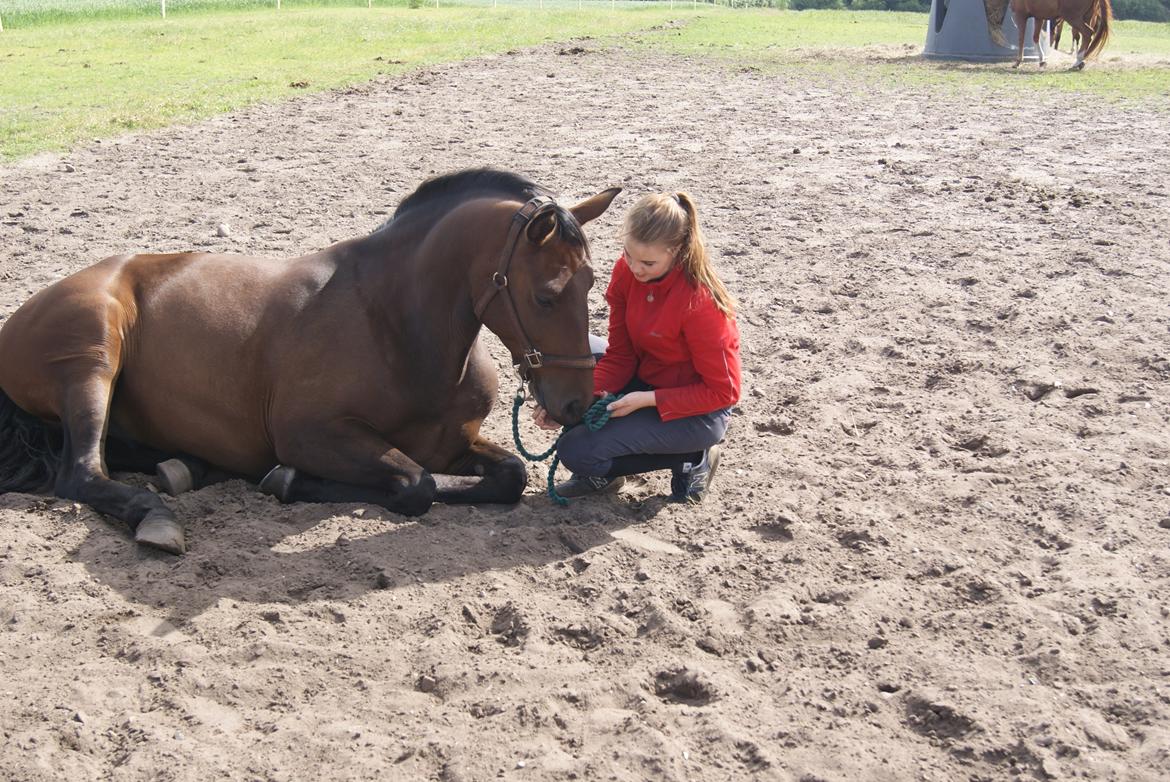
[606,390,656,418]
[532,404,561,431]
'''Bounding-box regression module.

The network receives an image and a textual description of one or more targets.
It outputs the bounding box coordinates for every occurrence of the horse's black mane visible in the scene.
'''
[377,168,587,248]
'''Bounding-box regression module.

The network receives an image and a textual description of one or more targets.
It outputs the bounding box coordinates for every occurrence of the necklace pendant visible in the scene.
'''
[647,293,654,302]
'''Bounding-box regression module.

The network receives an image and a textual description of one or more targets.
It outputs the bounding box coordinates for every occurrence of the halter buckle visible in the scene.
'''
[524,350,544,370]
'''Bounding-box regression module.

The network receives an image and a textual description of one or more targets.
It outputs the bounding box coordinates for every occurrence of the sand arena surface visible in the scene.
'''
[1,40,1169,781]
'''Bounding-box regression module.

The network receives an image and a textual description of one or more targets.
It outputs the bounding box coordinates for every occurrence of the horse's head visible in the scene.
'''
[475,188,621,426]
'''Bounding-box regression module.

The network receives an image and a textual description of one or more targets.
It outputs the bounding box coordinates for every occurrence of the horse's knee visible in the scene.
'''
[392,471,436,517]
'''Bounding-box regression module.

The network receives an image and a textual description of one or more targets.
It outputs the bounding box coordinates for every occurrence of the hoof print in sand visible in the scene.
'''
[754,416,795,435]
[653,667,717,705]
[903,693,979,742]
[489,604,529,647]
[553,623,605,650]
[751,513,796,542]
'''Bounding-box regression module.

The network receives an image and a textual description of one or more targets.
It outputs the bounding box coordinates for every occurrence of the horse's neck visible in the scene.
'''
[353,226,483,380]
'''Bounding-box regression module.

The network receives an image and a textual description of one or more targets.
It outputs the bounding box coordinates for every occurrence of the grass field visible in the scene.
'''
[0,6,686,160]
[2,7,1168,161]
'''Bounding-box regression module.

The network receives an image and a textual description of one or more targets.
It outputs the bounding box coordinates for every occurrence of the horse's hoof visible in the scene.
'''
[1072,62,1085,71]
[135,511,186,555]
[259,464,296,502]
[156,458,194,495]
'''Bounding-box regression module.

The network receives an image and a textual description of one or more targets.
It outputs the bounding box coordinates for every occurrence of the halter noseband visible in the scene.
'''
[472,196,597,379]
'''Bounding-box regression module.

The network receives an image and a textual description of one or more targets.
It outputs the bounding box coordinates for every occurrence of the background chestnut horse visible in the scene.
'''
[0,169,619,555]
[1010,0,1111,69]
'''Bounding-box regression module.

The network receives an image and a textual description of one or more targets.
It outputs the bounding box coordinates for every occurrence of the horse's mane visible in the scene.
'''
[376,168,587,248]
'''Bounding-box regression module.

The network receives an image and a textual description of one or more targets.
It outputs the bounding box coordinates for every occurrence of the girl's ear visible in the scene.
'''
[570,188,622,226]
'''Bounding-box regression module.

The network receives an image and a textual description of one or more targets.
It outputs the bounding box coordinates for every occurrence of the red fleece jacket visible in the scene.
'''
[593,256,741,422]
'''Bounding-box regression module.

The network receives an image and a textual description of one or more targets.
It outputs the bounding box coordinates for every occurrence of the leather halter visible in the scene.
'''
[472,196,597,379]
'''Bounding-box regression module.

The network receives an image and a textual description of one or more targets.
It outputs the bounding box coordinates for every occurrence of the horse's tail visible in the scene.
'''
[0,388,61,494]
[1084,0,1112,60]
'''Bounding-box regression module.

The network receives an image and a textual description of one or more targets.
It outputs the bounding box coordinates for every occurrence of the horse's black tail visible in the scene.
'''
[0,388,61,494]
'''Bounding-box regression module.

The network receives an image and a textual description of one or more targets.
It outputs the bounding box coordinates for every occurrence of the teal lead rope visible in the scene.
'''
[512,392,619,506]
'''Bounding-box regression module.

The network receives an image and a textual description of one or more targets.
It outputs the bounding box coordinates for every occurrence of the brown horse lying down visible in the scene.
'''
[0,169,619,554]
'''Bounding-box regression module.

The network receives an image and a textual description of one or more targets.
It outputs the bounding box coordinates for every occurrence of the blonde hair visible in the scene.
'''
[622,192,736,317]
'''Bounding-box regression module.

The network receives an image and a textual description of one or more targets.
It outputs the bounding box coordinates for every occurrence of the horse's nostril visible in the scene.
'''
[563,400,584,423]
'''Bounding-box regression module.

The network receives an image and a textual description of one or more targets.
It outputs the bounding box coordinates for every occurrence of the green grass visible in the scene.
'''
[2,7,1167,161]
[0,6,683,160]
[639,10,1170,102]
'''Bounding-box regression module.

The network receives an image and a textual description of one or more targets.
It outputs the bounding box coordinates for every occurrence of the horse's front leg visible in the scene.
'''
[1033,19,1046,66]
[263,424,435,516]
[433,437,527,505]
[1012,11,1029,68]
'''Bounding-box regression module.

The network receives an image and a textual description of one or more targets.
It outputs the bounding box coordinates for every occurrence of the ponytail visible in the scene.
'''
[674,192,736,318]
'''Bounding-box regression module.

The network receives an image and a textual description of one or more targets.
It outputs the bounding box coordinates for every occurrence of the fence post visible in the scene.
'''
[161,0,166,18]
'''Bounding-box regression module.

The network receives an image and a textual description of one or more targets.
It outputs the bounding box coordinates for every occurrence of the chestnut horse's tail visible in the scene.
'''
[0,388,61,494]
[1084,0,1112,60]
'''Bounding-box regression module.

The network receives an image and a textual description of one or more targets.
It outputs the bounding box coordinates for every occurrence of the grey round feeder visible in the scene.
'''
[924,0,1049,62]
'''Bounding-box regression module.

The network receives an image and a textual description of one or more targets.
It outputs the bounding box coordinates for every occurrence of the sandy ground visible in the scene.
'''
[1,36,1169,782]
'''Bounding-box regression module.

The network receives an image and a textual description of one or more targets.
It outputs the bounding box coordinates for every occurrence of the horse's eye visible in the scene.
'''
[535,295,555,310]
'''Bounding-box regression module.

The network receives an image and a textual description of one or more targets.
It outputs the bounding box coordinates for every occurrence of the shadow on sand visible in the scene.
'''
[62,476,670,625]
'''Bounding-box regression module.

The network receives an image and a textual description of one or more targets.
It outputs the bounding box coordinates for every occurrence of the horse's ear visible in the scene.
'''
[569,188,622,226]
[526,210,558,246]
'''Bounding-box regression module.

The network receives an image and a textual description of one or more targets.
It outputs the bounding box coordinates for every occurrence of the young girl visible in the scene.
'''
[533,192,741,502]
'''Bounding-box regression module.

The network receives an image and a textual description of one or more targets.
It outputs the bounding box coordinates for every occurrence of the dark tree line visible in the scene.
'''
[724,0,1170,22]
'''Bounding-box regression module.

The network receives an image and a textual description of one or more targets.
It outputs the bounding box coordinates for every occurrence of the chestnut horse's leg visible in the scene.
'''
[54,373,185,554]
[1070,16,1093,69]
[1033,18,1047,66]
[431,437,528,505]
[263,425,437,516]
[1013,10,1030,68]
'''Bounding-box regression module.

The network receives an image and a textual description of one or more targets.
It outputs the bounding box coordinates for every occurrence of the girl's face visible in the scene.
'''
[623,238,677,283]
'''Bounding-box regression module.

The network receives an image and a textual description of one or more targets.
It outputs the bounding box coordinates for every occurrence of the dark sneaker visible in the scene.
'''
[555,474,626,499]
[671,445,721,504]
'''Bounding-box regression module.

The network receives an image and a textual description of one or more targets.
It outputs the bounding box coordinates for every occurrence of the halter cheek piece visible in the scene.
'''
[472,196,597,381]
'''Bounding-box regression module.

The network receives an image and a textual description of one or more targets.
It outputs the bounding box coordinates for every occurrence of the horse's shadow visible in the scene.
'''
[67,478,668,625]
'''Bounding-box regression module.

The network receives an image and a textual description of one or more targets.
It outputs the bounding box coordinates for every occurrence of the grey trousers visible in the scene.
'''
[557,381,731,478]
